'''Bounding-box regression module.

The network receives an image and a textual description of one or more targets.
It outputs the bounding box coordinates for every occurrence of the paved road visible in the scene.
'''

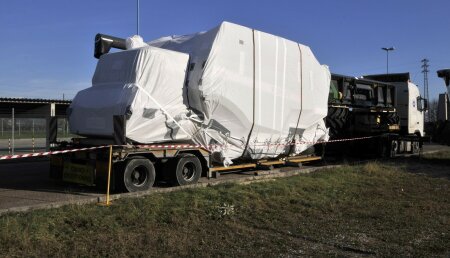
[0,159,101,212]
[0,143,449,214]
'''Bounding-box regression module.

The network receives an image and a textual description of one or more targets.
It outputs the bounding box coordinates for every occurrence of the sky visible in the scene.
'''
[0,0,449,100]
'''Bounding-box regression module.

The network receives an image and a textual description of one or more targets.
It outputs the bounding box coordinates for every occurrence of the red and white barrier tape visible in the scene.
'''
[0,135,378,161]
[0,146,108,161]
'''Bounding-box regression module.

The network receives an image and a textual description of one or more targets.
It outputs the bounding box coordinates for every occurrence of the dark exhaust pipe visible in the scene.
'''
[94,34,126,59]
[437,69,450,87]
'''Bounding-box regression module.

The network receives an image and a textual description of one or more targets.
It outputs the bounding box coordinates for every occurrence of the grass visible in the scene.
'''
[422,150,450,163]
[0,160,449,256]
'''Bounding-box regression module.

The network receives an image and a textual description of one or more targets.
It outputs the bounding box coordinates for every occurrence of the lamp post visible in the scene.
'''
[137,0,140,35]
[381,47,395,74]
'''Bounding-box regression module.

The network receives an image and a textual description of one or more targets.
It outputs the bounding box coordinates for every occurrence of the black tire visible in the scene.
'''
[377,138,391,158]
[411,141,420,154]
[390,140,398,158]
[122,157,155,192]
[326,107,348,138]
[170,153,202,186]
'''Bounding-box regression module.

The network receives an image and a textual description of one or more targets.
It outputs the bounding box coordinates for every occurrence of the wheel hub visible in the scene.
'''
[131,166,147,186]
[181,162,195,181]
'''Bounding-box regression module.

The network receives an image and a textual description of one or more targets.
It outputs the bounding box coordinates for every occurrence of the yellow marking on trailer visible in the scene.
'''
[286,156,322,163]
[389,124,400,131]
[210,164,257,172]
[258,160,285,166]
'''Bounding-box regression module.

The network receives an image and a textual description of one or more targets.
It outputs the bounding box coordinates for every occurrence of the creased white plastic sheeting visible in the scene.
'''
[69,46,194,143]
[126,35,146,49]
[70,21,330,166]
[149,22,330,163]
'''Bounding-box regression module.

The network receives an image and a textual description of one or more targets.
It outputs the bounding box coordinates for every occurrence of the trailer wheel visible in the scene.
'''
[171,153,202,186]
[411,141,420,154]
[122,157,155,192]
[326,107,348,137]
[390,140,398,158]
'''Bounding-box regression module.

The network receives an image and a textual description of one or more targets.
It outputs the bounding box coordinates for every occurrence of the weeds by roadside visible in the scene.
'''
[0,160,449,257]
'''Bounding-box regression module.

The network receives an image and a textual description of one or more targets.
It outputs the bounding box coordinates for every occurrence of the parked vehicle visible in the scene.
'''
[326,73,425,157]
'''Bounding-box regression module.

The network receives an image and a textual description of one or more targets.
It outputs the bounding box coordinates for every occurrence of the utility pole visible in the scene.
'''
[421,58,430,122]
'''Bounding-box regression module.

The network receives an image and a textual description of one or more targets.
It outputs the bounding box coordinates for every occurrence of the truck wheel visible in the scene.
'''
[411,141,420,154]
[377,138,390,158]
[171,153,202,186]
[123,157,155,192]
[326,107,347,138]
[390,140,398,158]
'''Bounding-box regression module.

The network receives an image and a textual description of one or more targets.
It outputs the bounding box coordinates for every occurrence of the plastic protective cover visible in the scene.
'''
[125,35,146,49]
[69,46,193,143]
[69,21,330,165]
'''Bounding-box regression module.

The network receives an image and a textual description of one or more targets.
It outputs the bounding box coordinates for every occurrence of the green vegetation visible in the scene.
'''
[1,161,449,256]
[422,150,450,163]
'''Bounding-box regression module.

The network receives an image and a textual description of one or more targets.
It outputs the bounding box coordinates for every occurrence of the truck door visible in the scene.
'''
[408,83,424,136]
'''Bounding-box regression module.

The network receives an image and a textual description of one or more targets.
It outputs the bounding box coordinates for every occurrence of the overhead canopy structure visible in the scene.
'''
[437,69,450,96]
[69,22,330,165]
[0,98,70,118]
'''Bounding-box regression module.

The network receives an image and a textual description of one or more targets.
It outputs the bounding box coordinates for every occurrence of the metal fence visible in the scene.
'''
[0,118,71,155]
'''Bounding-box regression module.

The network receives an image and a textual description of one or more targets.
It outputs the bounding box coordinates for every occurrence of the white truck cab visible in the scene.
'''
[399,81,425,136]
[363,73,426,136]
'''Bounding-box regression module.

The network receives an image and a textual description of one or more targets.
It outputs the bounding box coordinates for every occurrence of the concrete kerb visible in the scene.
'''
[0,164,342,216]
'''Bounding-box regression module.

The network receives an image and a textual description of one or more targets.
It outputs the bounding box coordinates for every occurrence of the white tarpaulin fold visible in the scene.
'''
[69,21,330,165]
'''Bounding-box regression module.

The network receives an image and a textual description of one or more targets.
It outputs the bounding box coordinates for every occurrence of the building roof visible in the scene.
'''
[0,97,71,105]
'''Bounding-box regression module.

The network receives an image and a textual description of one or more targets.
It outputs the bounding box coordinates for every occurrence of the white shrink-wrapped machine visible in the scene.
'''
[69,22,330,165]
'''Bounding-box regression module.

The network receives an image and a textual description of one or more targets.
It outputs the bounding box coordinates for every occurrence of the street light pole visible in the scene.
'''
[137,0,140,35]
[382,47,395,74]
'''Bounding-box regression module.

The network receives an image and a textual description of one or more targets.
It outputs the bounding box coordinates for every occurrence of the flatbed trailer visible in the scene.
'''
[49,139,322,192]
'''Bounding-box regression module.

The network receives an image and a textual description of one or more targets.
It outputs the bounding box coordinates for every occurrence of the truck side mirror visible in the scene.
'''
[417,97,428,112]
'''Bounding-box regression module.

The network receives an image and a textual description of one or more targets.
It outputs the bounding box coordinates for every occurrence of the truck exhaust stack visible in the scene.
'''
[94,33,127,59]
[437,69,450,87]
